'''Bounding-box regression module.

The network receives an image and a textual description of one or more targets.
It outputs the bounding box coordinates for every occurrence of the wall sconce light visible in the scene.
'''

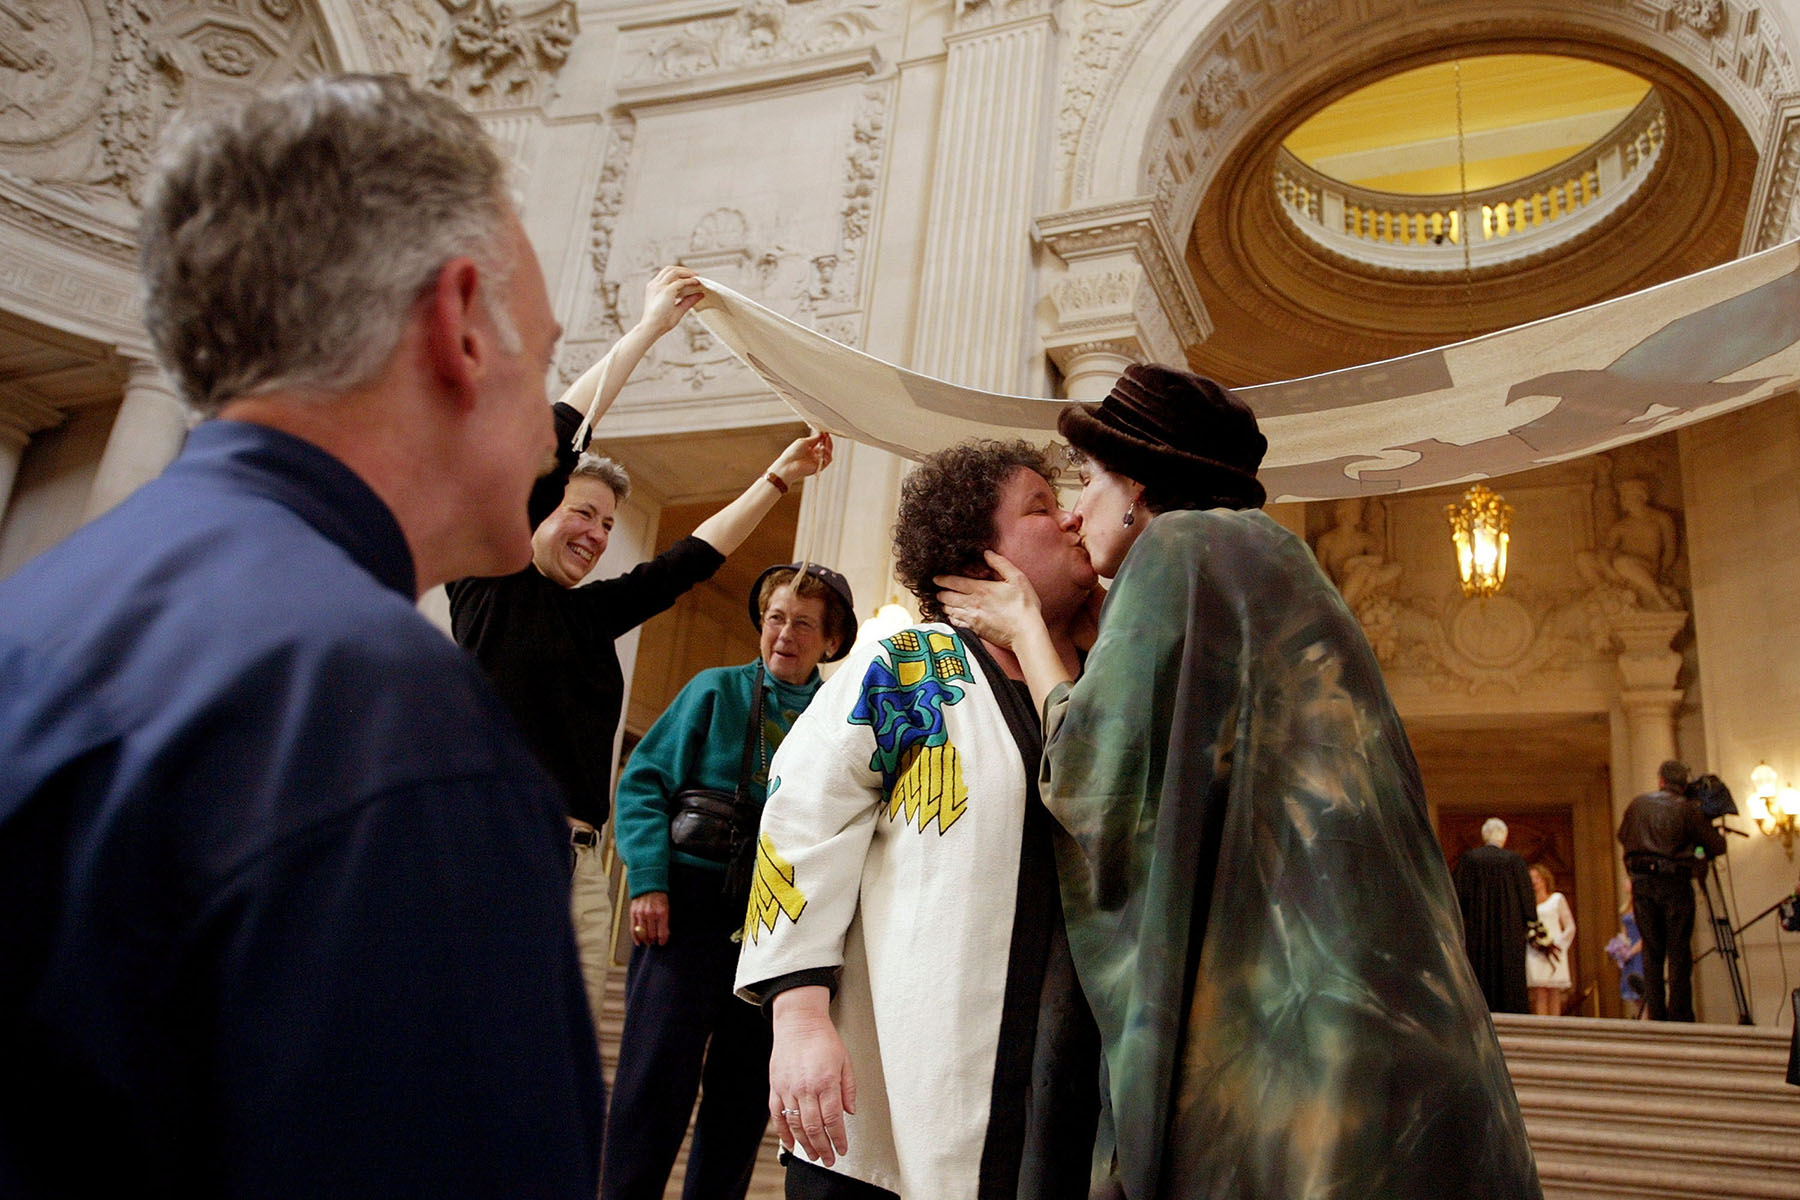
[1445,484,1512,598]
[1749,761,1799,858]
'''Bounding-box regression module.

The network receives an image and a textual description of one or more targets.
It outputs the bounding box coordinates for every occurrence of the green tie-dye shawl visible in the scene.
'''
[1041,508,1540,1200]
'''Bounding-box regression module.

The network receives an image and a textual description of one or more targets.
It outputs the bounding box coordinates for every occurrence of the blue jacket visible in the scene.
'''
[0,420,603,1197]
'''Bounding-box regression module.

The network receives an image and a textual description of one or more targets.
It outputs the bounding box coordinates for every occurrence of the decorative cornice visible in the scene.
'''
[1034,199,1210,345]
[618,0,890,88]
[0,174,135,262]
[952,0,1056,36]
[1742,93,1800,253]
[614,46,883,109]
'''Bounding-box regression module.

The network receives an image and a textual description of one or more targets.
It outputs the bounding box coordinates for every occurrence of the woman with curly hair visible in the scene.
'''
[735,439,1101,1200]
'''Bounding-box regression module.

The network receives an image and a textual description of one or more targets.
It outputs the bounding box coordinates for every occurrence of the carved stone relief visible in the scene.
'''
[424,0,576,106]
[621,0,890,85]
[0,0,113,149]
[1313,446,1690,699]
[1572,452,1688,615]
[0,0,328,231]
[1035,200,1211,350]
[566,77,891,388]
[1057,6,1138,187]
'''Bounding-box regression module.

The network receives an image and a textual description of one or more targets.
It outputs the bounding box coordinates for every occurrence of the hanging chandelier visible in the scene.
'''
[1445,484,1512,597]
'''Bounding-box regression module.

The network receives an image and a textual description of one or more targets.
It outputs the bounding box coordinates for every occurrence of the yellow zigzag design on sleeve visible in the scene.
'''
[744,831,807,945]
[885,742,968,835]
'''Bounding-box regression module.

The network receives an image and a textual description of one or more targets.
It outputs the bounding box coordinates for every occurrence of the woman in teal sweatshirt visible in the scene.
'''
[604,562,854,1200]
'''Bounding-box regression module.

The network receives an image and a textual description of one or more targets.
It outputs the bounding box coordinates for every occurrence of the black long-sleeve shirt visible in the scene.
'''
[448,534,724,827]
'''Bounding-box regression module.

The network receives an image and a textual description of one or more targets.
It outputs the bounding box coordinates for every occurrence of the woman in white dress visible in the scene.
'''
[1527,863,1576,1015]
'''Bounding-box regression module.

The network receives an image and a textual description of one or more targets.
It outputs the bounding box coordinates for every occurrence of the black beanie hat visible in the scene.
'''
[749,562,857,662]
[1057,364,1267,510]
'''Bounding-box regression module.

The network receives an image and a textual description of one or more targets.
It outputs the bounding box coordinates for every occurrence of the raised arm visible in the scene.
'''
[561,265,704,448]
[691,431,833,556]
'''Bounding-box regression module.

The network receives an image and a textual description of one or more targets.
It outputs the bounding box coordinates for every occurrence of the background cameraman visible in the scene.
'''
[1617,760,1727,1021]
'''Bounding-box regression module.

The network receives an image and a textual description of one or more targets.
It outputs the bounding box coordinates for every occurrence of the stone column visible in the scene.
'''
[912,0,1060,392]
[85,358,189,520]
[1613,610,1689,795]
[1033,201,1211,397]
[1053,340,1138,401]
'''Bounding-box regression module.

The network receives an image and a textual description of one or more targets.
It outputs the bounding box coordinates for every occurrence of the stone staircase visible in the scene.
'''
[1497,1013,1800,1199]
[600,985,1797,1199]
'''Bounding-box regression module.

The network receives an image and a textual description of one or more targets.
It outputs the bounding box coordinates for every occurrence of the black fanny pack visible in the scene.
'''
[668,787,745,862]
[666,662,766,904]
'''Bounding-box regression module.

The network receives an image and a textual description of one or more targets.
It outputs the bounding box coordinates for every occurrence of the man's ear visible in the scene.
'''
[423,256,485,403]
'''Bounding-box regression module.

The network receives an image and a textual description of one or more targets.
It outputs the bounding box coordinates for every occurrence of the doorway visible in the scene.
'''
[1409,713,1620,1016]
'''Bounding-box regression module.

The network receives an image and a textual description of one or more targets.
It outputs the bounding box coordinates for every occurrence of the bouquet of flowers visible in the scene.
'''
[1527,918,1561,963]
[1604,932,1632,967]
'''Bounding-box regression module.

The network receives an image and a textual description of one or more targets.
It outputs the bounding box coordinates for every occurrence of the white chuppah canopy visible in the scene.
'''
[679,238,1800,502]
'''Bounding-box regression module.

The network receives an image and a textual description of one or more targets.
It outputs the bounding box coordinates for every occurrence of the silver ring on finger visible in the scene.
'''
[780,1108,802,1117]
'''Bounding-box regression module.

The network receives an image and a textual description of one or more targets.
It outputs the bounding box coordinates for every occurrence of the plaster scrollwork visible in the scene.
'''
[425,0,577,106]
[1057,7,1136,189]
[828,82,888,309]
[624,0,889,85]
[1052,268,1137,315]
[4,0,329,234]
[582,121,636,340]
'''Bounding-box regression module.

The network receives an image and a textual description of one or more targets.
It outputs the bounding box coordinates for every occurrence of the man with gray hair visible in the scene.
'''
[0,76,601,1195]
[1453,817,1536,1014]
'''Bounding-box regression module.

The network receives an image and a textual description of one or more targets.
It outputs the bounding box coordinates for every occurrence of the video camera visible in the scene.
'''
[1686,773,1738,820]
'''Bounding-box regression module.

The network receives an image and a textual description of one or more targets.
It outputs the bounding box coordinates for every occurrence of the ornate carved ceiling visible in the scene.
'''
[1180,33,1759,387]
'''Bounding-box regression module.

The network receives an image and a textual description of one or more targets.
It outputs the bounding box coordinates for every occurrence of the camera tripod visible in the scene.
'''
[1694,859,1754,1025]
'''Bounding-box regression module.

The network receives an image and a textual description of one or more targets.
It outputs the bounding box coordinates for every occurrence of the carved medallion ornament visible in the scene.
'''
[623,0,890,84]
[0,0,111,148]
[0,0,328,236]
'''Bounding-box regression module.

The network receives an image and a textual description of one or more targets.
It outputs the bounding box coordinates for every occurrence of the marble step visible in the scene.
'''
[1494,1013,1799,1200]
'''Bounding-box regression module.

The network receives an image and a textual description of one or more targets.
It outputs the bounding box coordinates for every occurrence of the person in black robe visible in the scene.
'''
[1454,817,1536,1014]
